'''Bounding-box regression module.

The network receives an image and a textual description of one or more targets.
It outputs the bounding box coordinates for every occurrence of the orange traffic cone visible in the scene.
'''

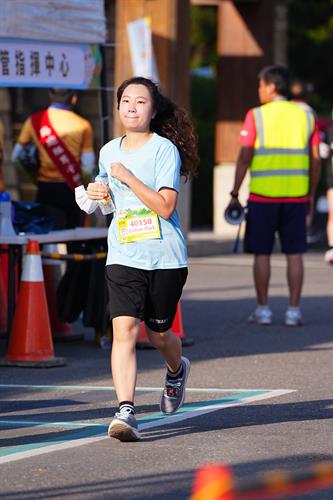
[136,301,193,349]
[136,321,153,349]
[42,243,83,342]
[0,252,7,335]
[172,302,194,346]
[191,464,235,500]
[0,240,65,367]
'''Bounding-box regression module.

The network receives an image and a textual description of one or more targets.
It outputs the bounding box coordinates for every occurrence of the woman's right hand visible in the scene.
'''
[86,182,109,200]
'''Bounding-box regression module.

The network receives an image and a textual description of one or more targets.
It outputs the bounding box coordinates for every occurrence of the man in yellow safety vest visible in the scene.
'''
[229,65,320,326]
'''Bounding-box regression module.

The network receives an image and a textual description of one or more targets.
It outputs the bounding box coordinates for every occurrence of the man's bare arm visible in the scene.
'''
[231,146,254,195]
[309,143,320,199]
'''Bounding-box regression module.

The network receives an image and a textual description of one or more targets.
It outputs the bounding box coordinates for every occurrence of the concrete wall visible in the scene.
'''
[213,163,249,238]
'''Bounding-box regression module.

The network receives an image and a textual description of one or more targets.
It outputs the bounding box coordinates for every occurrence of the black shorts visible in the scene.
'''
[244,202,307,255]
[105,264,188,332]
[36,181,83,229]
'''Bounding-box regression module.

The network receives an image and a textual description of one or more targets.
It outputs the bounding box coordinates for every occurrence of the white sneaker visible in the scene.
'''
[108,410,141,442]
[324,248,333,264]
[285,307,303,327]
[248,306,272,325]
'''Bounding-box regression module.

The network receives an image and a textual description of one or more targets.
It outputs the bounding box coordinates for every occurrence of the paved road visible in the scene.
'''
[0,252,332,499]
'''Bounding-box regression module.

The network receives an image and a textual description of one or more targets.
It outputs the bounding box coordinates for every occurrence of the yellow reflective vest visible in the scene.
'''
[250,100,314,197]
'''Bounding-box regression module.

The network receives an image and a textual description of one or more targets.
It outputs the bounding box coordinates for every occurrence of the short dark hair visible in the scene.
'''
[48,88,77,105]
[258,65,290,97]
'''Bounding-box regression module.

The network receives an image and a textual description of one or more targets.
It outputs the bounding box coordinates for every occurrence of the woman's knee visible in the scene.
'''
[112,317,139,343]
[146,329,176,349]
[146,330,165,347]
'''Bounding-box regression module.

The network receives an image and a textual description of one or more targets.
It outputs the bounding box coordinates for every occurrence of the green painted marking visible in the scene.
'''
[138,391,266,424]
[0,427,104,458]
[0,390,269,458]
[0,420,108,430]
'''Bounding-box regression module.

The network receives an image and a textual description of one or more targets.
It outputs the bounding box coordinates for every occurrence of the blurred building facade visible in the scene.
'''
[0,0,286,235]
[212,0,287,235]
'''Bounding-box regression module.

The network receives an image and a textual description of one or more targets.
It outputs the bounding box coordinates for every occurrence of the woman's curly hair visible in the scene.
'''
[117,77,199,180]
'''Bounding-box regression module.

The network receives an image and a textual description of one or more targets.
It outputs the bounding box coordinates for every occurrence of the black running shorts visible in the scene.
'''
[105,264,188,332]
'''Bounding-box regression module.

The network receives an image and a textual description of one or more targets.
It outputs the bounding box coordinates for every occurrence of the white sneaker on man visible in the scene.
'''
[285,307,303,327]
[248,306,272,325]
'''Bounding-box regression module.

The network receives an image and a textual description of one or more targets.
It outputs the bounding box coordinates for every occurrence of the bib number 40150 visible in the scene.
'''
[117,210,160,243]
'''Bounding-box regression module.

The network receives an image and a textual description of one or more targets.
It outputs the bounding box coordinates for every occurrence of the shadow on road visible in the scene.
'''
[0,295,332,386]
[0,454,333,499]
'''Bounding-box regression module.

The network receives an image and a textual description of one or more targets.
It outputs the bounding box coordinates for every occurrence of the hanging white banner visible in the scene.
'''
[0,39,102,89]
[0,0,106,44]
[127,17,159,82]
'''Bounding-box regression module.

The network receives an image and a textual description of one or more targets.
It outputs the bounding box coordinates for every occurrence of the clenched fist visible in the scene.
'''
[111,162,133,185]
[86,182,109,200]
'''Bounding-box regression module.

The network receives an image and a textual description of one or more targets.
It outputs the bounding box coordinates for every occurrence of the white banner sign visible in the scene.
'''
[0,0,106,44]
[127,17,159,82]
[0,39,101,89]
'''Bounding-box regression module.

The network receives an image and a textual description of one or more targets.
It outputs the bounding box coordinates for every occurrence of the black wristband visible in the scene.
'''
[230,191,239,198]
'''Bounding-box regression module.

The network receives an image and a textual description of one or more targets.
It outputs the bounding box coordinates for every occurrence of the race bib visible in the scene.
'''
[117,208,161,243]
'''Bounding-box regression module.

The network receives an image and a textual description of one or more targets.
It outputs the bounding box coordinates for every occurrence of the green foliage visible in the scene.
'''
[190,6,218,227]
[288,0,333,115]
[191,6,217,70]
[191,76,217,227]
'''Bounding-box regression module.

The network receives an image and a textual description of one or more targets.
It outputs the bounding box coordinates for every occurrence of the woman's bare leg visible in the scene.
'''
[145,327,182,372]
[111,316,139,403]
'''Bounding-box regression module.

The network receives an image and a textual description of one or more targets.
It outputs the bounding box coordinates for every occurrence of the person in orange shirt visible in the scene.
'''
[12,89,95,228]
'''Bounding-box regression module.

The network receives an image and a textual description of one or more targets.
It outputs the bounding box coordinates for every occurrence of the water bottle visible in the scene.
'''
[0,192,16,236]
[97,183,115,215]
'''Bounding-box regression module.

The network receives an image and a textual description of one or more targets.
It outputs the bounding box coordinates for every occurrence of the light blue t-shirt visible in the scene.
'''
[96,133,188,270]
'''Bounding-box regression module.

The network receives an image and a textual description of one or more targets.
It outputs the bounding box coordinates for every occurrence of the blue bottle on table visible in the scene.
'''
[0,192,16,236]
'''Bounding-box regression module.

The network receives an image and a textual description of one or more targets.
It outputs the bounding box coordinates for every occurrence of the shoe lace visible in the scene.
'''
[258,308,271,318]
[287,309,301,319]
[164,380,181,398]
[115,408,133,419]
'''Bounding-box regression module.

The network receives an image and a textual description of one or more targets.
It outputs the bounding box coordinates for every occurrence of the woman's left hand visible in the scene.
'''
[111,162,133,185]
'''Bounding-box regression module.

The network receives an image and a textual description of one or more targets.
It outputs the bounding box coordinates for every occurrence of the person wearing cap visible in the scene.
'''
[289,78,322,243]
[324,119,333,263]
[11,89,95,228]
[290,79,316,116]
[290,80,333,261]
[228,65,320,326]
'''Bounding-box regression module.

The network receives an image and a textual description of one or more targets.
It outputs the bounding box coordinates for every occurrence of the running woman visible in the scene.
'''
[87,77,199,442]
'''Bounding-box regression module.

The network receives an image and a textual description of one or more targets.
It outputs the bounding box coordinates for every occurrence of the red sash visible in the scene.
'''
[31,110,81,190]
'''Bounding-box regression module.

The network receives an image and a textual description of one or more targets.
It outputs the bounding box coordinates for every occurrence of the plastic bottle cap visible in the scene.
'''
[0,192,11,202]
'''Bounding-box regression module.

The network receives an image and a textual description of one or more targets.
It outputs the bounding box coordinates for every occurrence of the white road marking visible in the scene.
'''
[0,387,294,464]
